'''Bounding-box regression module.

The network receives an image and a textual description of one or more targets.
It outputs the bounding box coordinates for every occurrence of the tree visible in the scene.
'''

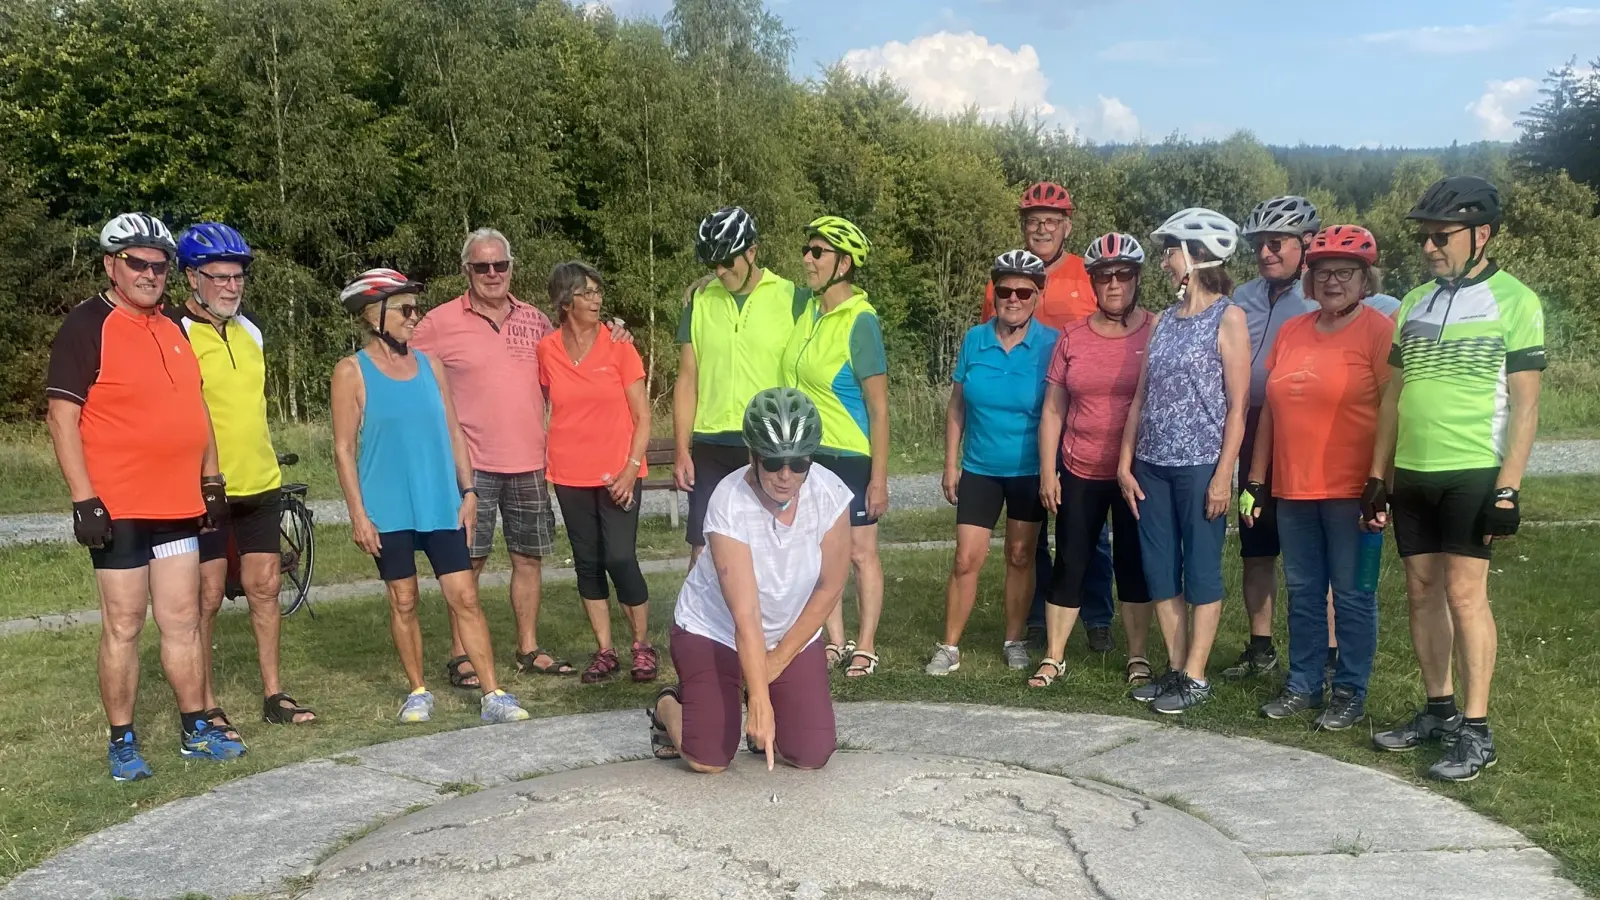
[1517,60,1600,196]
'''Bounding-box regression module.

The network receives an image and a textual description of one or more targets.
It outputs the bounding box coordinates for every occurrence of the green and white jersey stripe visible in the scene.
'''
[1389,264,1547,472]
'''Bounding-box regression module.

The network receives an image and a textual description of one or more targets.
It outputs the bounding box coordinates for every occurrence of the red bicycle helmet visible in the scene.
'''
[1019,182,1075,214]
[1306,226,1379,266]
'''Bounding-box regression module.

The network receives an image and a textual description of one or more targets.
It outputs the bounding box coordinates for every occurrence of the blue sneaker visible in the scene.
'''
[108,736,153,782]
[480,689,530,723]
[399,689,434,724]
[180,722,247,761]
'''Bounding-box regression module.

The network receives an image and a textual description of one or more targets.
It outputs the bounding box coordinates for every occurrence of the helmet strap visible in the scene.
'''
[195,295,235,322]
[370,297,410,356]
[750,466,799,513]
[1443,228,1489,288]
[819,255,849,295]
[1097,278,1138,326]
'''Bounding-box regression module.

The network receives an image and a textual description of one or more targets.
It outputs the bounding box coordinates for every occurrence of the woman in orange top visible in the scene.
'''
[537,262,656,685]
[1240,226,1394,732]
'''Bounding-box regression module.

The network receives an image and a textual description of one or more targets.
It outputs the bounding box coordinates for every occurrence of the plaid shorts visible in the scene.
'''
[471,470,556,559]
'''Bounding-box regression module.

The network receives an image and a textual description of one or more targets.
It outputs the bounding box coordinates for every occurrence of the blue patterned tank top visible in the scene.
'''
[1135,298,1230,467]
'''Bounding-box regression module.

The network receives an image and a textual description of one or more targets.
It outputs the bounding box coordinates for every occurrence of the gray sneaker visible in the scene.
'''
[1428,725,1496,782]
[1128,668,1183,703]
[480,690,531,723]
[1221,644,1278,680]
[1086,626,1114,653]
[1373,708,1464,752]
[1260,688,1323,719]
[1314,686,1366,731]
[1002,640,1031,670]
[1150,675,1213,714]
[925,644,961,676]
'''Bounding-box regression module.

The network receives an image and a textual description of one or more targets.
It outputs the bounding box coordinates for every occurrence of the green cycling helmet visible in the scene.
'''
[743,387,822,460]
[804,215,871,267]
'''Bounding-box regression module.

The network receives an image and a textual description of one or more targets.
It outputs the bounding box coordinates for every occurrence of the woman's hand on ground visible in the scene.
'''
[745,692,776,771]
[941,466,960,506]
[867,478,889,519]
[1039,470,1061,514]
[1117,469,1144,520]
[351,515,383,556]
[1205,474,1231,520]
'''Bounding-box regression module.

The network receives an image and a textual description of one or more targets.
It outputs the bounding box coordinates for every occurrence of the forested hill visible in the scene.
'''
[0,0,1594,421]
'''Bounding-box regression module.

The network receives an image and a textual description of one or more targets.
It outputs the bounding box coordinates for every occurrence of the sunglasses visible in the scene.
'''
[115,253,170,276]
[1311,266,1362,284]
[389,303,421,319]
[1413,227,1468,249]
[994,286,1037,301]
[759,456,812,474]
[195,269,247,286]
[467,260,511,275]
[802,245,835,260]
[1250,236,1290,255]
[1090,270,1138,285]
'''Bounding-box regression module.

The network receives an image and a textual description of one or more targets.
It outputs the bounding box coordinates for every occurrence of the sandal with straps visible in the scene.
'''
[1125,656,1153,686]
[261,692,317,725]
[581,648,621,684]
[517,648,575,676]
[844,650,879,678]
[445,655,481,690]
[826,640,857,670]
[631,643,660,683]
[647,685,681,760]
[1028,659,1064,688]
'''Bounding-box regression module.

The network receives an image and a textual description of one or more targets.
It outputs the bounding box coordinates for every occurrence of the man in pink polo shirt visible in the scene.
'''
[412,228,572,680]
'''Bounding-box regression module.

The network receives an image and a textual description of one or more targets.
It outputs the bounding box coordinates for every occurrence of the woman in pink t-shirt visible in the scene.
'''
[1030,234,1157,689]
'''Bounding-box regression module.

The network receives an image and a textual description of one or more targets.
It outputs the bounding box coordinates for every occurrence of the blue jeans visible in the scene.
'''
[1132,460,1226,605]
[1031,521,1113,629]
[1277,499,1378,698]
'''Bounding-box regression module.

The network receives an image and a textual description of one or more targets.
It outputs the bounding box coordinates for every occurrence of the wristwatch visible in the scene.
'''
[460,486,477,497]
[202,474,227,487]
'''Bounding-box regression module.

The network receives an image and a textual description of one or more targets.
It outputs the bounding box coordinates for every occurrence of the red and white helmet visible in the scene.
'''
[1019,182,1075,214]
[340,268,422,313]
[1084,233,1146,270]
[1306,225,1379,267]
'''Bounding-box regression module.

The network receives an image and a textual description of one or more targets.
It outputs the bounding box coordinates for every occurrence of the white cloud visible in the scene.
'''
[1466,77,1539,139]
[842,31,1056,119]
[1097,39,1212,65]
[1361,24,1500,54]
[1092,95,1141,141]
[1539,6,1600,26]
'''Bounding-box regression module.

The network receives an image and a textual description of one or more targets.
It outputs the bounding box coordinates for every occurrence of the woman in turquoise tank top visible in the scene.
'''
[331,268,529,727]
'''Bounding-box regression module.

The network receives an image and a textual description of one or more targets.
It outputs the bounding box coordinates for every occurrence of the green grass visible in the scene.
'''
[1541,356,1600,440]
[0,511,1598,893]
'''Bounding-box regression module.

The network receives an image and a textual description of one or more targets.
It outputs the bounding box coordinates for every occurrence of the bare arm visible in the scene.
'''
[768,512,851,677]
[1038,383,1067,512]
[1369,375,1401,480]
[46,399,95,501]
[942,382,966,505]
[1246,400,1273,485]
[1213,305,1251,481]
[862,372,890,517]
[330,357,381,554]
[200,399,221,479]
[1497,370,1541,491]
[429,355,474,491]
[609,377,651,506]
[1117,323,1154,478]
[709,532,770,701]
[673,343,699,490]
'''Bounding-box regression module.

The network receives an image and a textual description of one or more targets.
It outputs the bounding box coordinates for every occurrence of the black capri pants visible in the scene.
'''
[554,483,649,606]
[1050,469,1150,608]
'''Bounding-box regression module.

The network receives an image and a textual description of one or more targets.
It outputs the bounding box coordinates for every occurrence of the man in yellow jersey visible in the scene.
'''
[674,207,810,566]
[170,223,315,733]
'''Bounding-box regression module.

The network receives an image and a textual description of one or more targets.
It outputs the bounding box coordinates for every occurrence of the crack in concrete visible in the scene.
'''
[1247,842,1536,860]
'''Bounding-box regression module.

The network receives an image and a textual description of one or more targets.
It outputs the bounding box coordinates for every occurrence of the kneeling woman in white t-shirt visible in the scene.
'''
[649,387,853,773]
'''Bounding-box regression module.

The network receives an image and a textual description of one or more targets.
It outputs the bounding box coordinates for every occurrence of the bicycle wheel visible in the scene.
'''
[278,493,316,617]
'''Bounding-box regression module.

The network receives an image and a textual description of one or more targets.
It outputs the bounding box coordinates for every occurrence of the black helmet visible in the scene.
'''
[1407,176,1502,231]
[695,207,757,266]
[742,387,821,459]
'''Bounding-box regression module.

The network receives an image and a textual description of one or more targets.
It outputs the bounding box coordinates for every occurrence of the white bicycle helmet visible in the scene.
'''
[99,212,177,255]
[1241,196,1321,239]
[1151,208,1240,263]
[991,249,1047,286]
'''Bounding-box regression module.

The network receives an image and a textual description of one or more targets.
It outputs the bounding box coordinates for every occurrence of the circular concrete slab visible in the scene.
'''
[306,753,1266,900]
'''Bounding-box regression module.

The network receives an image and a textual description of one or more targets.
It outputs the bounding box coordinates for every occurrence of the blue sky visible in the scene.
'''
[599,0,1600,147]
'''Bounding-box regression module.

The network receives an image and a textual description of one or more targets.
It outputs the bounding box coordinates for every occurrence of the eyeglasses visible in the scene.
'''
[994,286,1037,301]
[1024,215,1066,232]
[573,287,604,300]
[1310,266,1362,284]
[467,260,511,275]
[802,245,835,260]
[389,303,421,319]
[115,253,170,276]
[1413,227,1468,249]
[195,270,247,286]
[759,456,812,474]
[1090,269,1138,285]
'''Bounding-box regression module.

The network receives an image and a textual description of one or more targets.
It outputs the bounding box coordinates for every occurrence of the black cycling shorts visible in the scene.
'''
[90,519,201,571]
[1391,467,1499,560]
[374,528,473,582]
[686,440,751,547]
[199,490,282,563]
[955,470,1044,528]
[815,452,879,527]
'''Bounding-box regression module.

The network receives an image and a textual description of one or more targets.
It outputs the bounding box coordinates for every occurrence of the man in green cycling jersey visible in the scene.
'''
[172,223,316,729]
[1365,176,1545,782]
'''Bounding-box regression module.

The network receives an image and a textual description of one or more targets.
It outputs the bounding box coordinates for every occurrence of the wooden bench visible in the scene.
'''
[639,436,682,527]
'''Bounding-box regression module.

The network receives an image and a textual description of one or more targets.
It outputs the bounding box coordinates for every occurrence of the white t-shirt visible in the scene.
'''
[673,464,854,651]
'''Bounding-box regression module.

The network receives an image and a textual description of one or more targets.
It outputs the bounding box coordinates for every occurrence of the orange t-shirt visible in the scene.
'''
[981,253,1096,330]
[1264,306,1395,500]
[537,328,648,488]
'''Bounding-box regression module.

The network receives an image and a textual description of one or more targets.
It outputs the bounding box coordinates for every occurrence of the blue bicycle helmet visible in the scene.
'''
[177,223,254,271]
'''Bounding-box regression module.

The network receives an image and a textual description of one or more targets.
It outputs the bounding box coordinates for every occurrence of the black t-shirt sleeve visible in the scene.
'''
[46,298,111,405]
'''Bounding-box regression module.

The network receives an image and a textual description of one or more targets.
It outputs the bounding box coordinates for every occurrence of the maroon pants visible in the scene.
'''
[669,625,836,769]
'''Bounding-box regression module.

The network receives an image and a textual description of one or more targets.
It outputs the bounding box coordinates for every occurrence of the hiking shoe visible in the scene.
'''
[398,689,434,724]
[1373,708,1463,752]
[1149,675,1213,714]
[1315,686,1366,732]
[180,722,247,761]
[1221,644,1278,680]
[925,643,961,676]
[1086,626,1114,653]
[581,648,621,684]
[1002,640,1031,670]
[1024,624,1046,651]
[1260,688,1323,720]
[1128,668,1184,703]
[108,734,153,782]
[480,689,531,723]
[1428,725,1497,782]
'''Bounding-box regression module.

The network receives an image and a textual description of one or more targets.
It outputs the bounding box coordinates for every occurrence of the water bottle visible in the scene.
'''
[1357,529,1384,593]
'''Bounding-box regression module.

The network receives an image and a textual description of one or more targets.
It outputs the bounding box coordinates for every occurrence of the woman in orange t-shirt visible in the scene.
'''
[538,261,656,686]
[1240,226,1394,732]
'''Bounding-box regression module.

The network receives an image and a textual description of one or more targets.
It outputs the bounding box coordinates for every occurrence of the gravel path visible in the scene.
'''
[3,439,1597,548]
